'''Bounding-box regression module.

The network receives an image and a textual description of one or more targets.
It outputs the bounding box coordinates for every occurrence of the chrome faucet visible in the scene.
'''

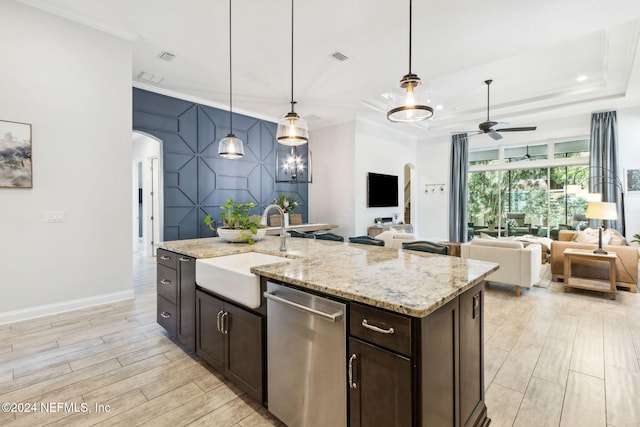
[261,204,287,251]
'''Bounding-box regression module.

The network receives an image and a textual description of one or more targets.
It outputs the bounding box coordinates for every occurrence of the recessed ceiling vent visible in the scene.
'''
[158,51,176,61]
[137,71,163,84]
[331,52,348,61]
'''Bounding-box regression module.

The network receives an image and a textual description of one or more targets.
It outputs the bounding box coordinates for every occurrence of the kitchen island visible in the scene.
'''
[157,235,498,426]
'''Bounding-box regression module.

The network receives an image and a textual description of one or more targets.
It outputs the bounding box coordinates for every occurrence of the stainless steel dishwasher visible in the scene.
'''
[264,281,347,427]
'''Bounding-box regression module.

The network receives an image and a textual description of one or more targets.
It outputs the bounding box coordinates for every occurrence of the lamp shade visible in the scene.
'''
[387,74,433,122]
[276,112,309,146]
[218,134,244,159]
[585,202,618,220]
[566,184,582,195]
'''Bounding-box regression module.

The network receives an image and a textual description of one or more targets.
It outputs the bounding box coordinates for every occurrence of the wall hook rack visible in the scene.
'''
[425,184,446,193]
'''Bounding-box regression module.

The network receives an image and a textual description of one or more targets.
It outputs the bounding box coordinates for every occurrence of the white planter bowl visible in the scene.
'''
[217,228,267,243]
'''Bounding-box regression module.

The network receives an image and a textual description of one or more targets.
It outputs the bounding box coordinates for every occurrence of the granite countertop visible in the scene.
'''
[158,236,498,318]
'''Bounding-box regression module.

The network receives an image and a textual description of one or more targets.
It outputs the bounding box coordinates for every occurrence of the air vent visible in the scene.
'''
[158,51,176,62]
[331,52,348,61]
[137,71,163,84]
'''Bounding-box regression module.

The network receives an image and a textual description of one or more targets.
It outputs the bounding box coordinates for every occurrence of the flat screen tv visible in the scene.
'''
[367,172,398,207]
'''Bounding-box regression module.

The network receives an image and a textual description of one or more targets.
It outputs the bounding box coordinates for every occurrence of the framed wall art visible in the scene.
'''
[625,168,640,195]
[0,120,32,188]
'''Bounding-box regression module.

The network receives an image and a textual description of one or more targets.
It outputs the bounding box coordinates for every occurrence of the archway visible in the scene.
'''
[132,131,162,257]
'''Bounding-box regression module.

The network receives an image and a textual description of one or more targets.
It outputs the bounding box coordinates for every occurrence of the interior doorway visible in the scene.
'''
[132,132,162,257]
[404,164,415,226]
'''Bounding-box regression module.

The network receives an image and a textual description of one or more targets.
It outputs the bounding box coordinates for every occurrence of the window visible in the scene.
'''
[467,140,589,239]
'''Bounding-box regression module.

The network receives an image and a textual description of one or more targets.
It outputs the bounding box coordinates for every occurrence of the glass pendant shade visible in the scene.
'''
[276,111,309,146]
[387,73,433,122]
[218,133,244,159]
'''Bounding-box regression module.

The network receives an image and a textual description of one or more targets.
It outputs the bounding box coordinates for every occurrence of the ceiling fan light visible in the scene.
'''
[218,134,244,159]
[276,111,309,146]
[387,74,433,122]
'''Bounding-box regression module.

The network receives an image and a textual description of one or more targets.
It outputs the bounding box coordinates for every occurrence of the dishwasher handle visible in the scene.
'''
[264,290,343,322]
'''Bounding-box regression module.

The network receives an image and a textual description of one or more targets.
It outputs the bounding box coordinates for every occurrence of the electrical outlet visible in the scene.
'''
[44,211,65,223]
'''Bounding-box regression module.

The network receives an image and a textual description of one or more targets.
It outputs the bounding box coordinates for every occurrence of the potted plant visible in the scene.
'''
[204,199,266,244]
[274,193,298,227]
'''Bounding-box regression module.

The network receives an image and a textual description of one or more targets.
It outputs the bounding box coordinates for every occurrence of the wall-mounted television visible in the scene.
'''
[367,172,399,207]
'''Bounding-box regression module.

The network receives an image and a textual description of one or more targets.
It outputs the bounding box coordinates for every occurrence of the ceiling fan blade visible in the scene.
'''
[488,131,503,141]
[489,121,509,130]
[494,126,537,132]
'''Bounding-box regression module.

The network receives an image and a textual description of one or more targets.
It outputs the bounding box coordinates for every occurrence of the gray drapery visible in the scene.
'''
[589,111,624,234]
[449,133,468,242]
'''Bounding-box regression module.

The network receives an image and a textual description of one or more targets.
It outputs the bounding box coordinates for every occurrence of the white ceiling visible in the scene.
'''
[18,0,640,147]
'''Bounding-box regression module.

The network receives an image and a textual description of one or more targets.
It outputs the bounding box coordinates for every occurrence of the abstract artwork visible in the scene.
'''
[0,120,32,188]
[626,168,640,194]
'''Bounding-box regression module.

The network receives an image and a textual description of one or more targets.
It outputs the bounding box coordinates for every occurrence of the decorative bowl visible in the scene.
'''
[217,227,267,243]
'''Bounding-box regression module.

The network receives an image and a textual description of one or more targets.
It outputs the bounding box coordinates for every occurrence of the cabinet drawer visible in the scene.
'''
[157,249,178,269]
[350,303,412,356]
[157,264,177,304]
[157,295,177,336]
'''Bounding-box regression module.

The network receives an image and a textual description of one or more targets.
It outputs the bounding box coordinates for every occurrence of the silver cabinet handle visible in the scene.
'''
[216,310,224,333]
[160,279,171,285]
[179,257,190,262]
[160,255,171,260]
[362,319,395,335]
[221,312,229,334]
[160,311,171,319]
[348,354,357,389]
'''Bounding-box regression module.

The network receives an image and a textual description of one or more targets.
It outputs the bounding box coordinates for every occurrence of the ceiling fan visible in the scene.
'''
[467,79,537,140]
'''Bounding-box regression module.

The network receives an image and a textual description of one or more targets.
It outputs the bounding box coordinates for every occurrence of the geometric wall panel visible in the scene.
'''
[133,88,309,240]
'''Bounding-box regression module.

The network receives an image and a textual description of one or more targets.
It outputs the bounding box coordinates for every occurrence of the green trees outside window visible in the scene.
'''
[468,165,589,239]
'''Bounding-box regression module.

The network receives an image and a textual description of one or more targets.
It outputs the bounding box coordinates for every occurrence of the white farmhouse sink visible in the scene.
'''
[196,252,290,309]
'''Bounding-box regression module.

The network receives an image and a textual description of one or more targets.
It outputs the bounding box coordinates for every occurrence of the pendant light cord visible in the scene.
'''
[408,0,412,74]
[290,0,295,110]
[229,0,233,132]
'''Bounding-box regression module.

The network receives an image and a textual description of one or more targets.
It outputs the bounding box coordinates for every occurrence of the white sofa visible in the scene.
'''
[376,230,448,249]
[460,239,542,296]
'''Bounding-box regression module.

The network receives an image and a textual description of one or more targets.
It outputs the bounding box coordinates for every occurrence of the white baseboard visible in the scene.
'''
[0,290,135,325]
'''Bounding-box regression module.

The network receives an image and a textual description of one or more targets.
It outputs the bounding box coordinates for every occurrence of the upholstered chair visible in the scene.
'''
[314,232,344,242]
[348,236,385,246]
[402,240,449,255]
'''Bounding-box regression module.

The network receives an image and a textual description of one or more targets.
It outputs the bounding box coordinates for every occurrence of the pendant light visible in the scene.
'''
[387,0,433,123]
[276,0,309,146]
[218,0,244,159]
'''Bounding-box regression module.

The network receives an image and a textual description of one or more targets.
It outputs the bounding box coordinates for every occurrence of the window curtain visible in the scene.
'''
[589,111,624,234]
[449,133,468,242]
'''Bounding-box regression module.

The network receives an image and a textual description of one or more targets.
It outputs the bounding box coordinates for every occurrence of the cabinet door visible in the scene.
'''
[177,255,196,352]
[420,297,458,427]
[225,302,264,403]
[349,337,412,427]
[196,291,225,372]
[459,282,485,427]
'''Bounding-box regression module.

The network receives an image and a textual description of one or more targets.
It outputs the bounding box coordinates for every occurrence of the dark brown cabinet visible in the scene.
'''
[196,290,264,403]
[349,337,412,427]
[349,281,488,427]
[156,249,195,352]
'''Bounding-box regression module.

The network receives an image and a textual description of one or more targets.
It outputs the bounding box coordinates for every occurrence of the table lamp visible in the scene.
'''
[585,201,618,254]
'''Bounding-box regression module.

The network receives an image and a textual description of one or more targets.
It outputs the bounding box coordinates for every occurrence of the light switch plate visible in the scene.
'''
[44,211,65,223]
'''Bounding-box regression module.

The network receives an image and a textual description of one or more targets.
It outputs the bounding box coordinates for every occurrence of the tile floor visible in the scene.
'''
[0,248,639,426]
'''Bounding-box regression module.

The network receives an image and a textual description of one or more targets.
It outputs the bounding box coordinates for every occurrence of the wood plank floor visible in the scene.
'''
[1,247,639,426]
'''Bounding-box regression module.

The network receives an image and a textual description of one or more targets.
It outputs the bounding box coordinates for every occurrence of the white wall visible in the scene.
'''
[308,121,356,237]
[618,106,640,239]
[415,137,451,239]
[0,2,133,322]
[354,119,417,236]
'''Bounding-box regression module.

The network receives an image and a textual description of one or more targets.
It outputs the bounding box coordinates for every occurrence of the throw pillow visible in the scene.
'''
[390,226,406,234]
[573,228,611,245]
[605,228,627,246]
[479,232,496,240]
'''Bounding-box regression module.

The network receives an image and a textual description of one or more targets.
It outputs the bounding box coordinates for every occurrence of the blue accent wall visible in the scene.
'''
[133,88,308,240]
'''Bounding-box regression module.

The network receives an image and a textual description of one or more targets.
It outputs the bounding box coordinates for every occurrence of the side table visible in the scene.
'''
[563,248,618,300]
